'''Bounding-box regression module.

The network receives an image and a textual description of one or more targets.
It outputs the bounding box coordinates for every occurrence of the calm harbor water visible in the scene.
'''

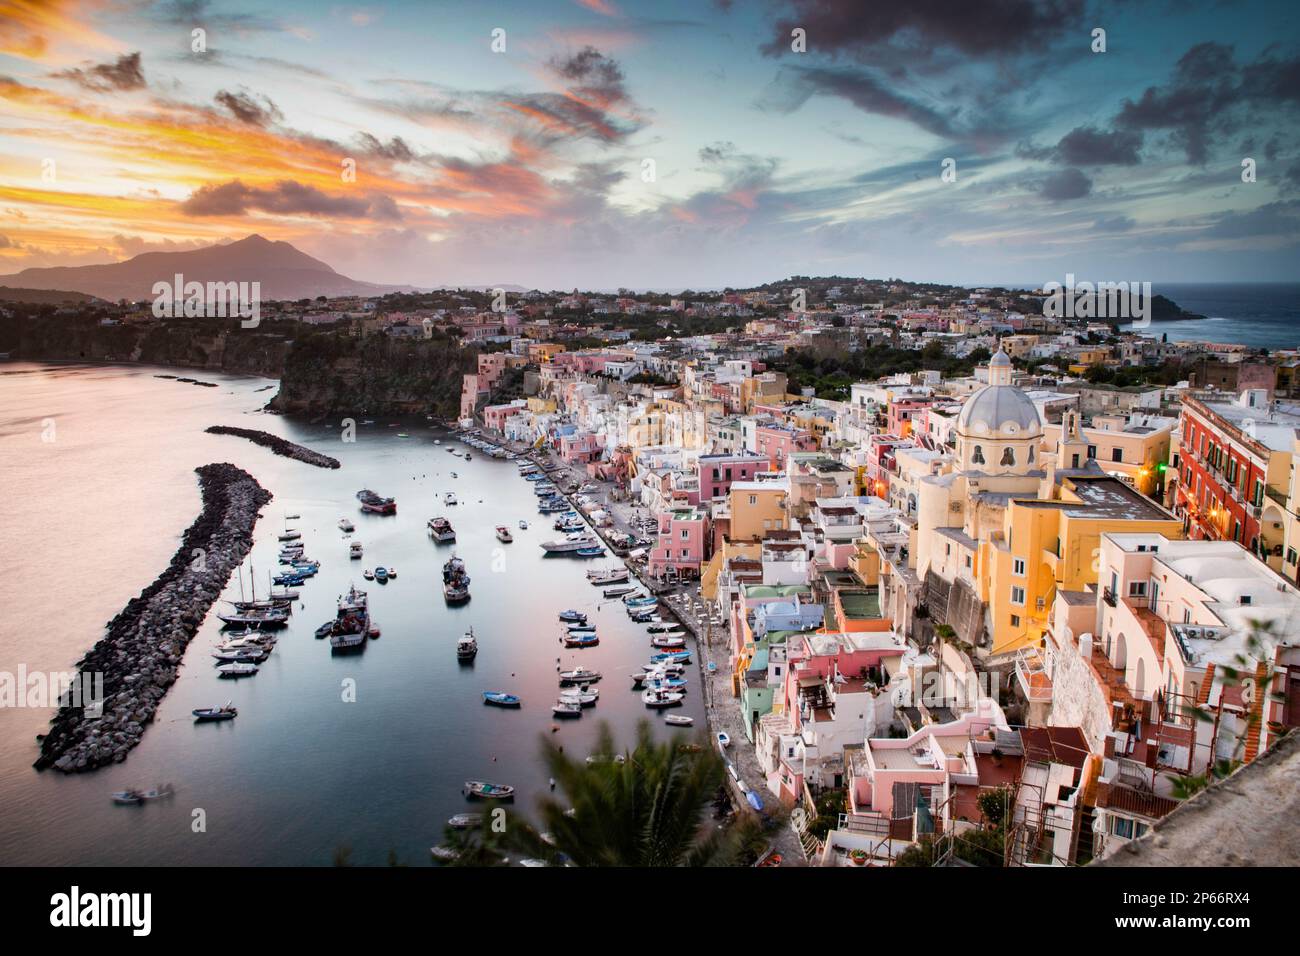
[1117,282,1300,349]
[0,362,704,865]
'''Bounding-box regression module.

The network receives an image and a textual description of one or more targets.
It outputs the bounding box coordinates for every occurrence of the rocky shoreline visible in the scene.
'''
[34,463,271,773]
[205,425,341,469]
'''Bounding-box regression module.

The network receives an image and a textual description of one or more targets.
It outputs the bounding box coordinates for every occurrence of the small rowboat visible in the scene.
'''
[495,526,514,543]
[664,714,694,727]
[552,699,583,719]
[651,635,686,648]
[430,845,459,862]
[717,732,731,749]
[559,668,601,684]
[603,586,636,598]
[557,610,587,623]
[564,633,599,648]
[193,702,237,722]
[315,622,332,639]
[646,623,683,634]
[464,781,515,801]
[216,662,259,678]
[482,691,521,708]
[447,813,483,830]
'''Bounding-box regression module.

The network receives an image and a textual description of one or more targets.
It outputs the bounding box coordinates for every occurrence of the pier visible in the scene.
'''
[205,426,341,469]
[34,463,271,772]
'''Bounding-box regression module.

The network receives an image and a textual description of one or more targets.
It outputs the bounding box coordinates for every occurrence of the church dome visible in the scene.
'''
[956,384,1042,437]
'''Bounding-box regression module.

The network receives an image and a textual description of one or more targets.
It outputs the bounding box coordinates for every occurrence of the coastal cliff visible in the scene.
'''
[6,314,289,377]
[268,332,473,419]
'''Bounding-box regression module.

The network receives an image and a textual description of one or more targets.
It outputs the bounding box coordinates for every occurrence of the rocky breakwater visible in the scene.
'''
[205,425,340,469]
[34,463,272,772]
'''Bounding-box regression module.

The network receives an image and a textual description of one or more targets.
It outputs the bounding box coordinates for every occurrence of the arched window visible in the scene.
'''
[972,445,985,465]
[1001,447,1016,466]
[1027,445,1035,463]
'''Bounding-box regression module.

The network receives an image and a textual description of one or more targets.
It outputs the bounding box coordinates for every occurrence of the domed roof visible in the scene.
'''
[957,384,1042,436]
[989,349,1012,368]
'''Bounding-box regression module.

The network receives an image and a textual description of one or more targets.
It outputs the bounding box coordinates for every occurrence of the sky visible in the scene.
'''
[1,0,1298,290]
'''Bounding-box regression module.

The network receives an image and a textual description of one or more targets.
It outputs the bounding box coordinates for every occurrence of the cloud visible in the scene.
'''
[1115,42,1300,164]
[54,52,146,92]
[179,180,402,221]
[1038,167,1092,201]
[760,65,959,140]
[1051,125,1142,166]
[214,89,282,126]
[499,46,644,146]
[761,0,1085,64]
[354,133,416,162]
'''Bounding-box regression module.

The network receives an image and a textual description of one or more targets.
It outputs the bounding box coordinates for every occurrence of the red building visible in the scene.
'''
[1175,391,1297,570]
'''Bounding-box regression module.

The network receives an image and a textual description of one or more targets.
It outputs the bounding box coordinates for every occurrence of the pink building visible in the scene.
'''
[755,423,815,467]
[647,508,708,581]
[477,352,508,391]
[483,401,525,432]
[697,452,768,501]
[887,398,934,439]
[559,431,601,464]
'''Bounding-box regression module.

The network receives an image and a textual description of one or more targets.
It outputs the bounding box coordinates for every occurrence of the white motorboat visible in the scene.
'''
[664,714,694,727]
[338,518,355,532]
[642,689,684,708]
[349,541,363,559]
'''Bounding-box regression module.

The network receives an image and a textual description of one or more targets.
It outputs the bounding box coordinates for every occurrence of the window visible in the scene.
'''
[1128,581,1147,597]
[1111,447,1123,462]
[680,529,689,540]
[1010,614,1021,627]
[1011,586,1026,605]
[1027,445,1035,463]
[748,495,757,505]
[1087,444,1097,460]
[1000,447,1016,466]
[972,445,985,464]
[1013,558,1026,576]
[1112,817,1135,839]
[965,555,972,568]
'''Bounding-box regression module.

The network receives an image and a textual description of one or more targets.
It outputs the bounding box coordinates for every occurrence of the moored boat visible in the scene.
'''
[495,526,513,543]
[664,714,694,727]
[564,632,599,648]
[464,781,515,801]
[338,518,355,532]
[374,566,389,583]
[328,584,370,653]
[557,609,587,623]
[482,691,521,707]
[642,689,684,709]
[193,702,237,721]
[559,668,601,685]
[428,516,456,542]
[443,556,471,603]
[447,812,483,830]
[217,662,259,678]
[349,541,364,559]
[551,699,583,719]
[457,627,478,660]
[356,489,397,515]
[588,567,630,585]
[650,634,686,648]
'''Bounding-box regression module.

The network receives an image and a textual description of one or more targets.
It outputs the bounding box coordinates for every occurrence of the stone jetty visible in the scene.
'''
[34,463,271,773]
[205,425,340,469]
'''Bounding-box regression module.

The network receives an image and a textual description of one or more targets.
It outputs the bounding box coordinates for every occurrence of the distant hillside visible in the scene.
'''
[0,235,418,302]
[0,286,101,305]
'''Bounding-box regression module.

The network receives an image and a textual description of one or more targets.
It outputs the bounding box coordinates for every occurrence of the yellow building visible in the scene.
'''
[1040,411,1173,496]
[983,473,1183,654]
[526,396,557,414]
[527,342,566,364]
[728,482,788,542]
[898,350,1184,657]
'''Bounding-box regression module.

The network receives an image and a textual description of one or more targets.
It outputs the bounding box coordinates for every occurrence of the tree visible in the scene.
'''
[446,721,768,866]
